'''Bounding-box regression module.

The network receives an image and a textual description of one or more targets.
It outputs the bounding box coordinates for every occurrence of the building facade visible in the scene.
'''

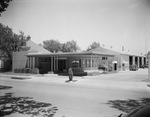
[12,41,147,75]
[26,51,116,75]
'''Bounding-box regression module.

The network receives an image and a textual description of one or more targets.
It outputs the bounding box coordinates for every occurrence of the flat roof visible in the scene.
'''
[27,51,115,57]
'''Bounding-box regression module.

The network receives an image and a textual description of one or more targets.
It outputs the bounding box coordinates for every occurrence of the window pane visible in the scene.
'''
[72,59,81,68]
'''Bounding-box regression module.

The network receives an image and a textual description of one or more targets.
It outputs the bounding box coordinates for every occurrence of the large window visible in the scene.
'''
[72,59,81,68]
[83,58,97,68]
[102,57,107,60]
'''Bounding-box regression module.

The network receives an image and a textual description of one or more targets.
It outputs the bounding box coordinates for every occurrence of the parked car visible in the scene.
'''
[129,64,138,71]
[118,104,150,117]
[98,64,107,71]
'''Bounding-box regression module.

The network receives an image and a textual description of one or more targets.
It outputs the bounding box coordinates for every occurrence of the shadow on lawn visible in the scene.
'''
[107,98,150,113]
[0,85,58,117]
[0,85,13,90]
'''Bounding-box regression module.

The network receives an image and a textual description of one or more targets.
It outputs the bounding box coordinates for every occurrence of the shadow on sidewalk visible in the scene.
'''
[65,80,78,83]
[106,98,150,113]
[0,85,58,117]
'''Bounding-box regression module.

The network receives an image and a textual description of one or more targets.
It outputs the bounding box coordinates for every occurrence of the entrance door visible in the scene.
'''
[38,57,51,74]
[58,60,67,72]
[114,63,117,71]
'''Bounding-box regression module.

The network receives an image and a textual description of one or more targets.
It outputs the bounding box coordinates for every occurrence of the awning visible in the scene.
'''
[112,61,117,63]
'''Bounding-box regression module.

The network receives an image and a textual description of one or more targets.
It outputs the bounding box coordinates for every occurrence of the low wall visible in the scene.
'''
[14,68,39,74]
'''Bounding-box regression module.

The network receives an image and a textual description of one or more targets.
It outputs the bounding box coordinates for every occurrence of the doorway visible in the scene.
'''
[114,63,117,71]
[58,59,67,72]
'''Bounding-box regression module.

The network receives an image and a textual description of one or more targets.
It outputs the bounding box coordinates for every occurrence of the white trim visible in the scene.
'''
[112,61,117,63]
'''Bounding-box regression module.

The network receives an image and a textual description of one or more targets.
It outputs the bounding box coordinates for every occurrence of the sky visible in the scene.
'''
[0,0,150,55]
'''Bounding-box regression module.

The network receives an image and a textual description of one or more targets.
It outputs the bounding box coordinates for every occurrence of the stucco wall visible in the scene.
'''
[12,51,28,72]
[120,54,129,70]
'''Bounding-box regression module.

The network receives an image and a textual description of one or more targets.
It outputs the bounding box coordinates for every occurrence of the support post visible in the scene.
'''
[54,56,55,71]
[51,56,53,72]
[27,57,30,68]
[138,57,140,68]
[132,56,135,65]
[57,56,58,71]
[148,52,150,81]
[29,57,31,68]
[91,55,92,70]
[33,57,35,68]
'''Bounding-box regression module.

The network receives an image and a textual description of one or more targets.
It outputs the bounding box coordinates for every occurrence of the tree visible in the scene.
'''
[0,23,30,69]
[87,41,100,51]
[61,40,80,52]
[0,0,12,16]
[42,39,61,53]
[42,39,80,53]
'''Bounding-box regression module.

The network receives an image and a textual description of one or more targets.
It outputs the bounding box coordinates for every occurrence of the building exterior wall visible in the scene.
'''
[12,51,28,72]
[120,54,129,71]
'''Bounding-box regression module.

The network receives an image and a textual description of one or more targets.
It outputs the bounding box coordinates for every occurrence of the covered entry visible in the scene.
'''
[38,57,51,74]
[26,55,68,74]
[112,61,117,71]
[57,58,67,72]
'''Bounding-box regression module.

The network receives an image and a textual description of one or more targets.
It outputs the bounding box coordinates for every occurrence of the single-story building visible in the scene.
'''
[26,50,117,75]
[12,40,147,75]
[80,47,147,72]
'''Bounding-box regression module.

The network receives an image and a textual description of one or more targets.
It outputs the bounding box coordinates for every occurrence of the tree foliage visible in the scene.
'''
[42,39,61,53]
[42,39,80,53]
[87,41,100,51]
[61,40,80,52]
[0,23,30,60]
[0,0,12,16]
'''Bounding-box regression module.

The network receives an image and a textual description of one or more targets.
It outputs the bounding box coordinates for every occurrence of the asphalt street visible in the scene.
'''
[0,69,150,117]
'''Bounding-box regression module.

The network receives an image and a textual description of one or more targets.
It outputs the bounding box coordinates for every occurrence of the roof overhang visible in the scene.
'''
[27,51,115,57]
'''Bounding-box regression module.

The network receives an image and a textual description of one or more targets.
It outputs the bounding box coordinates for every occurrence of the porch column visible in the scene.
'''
[57,56,58,71]
[51,56,53,72]
[91,55,93,70]
[132,56,135,65]
[27,57,30,68]
[54,56,55,71]
[142,57,144,65]
[29,57,32,68]
[107,56,109,71]
[148,52,150,81]
[96,55,98,68]
[137,57,140,68]
[32,57,35,68]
